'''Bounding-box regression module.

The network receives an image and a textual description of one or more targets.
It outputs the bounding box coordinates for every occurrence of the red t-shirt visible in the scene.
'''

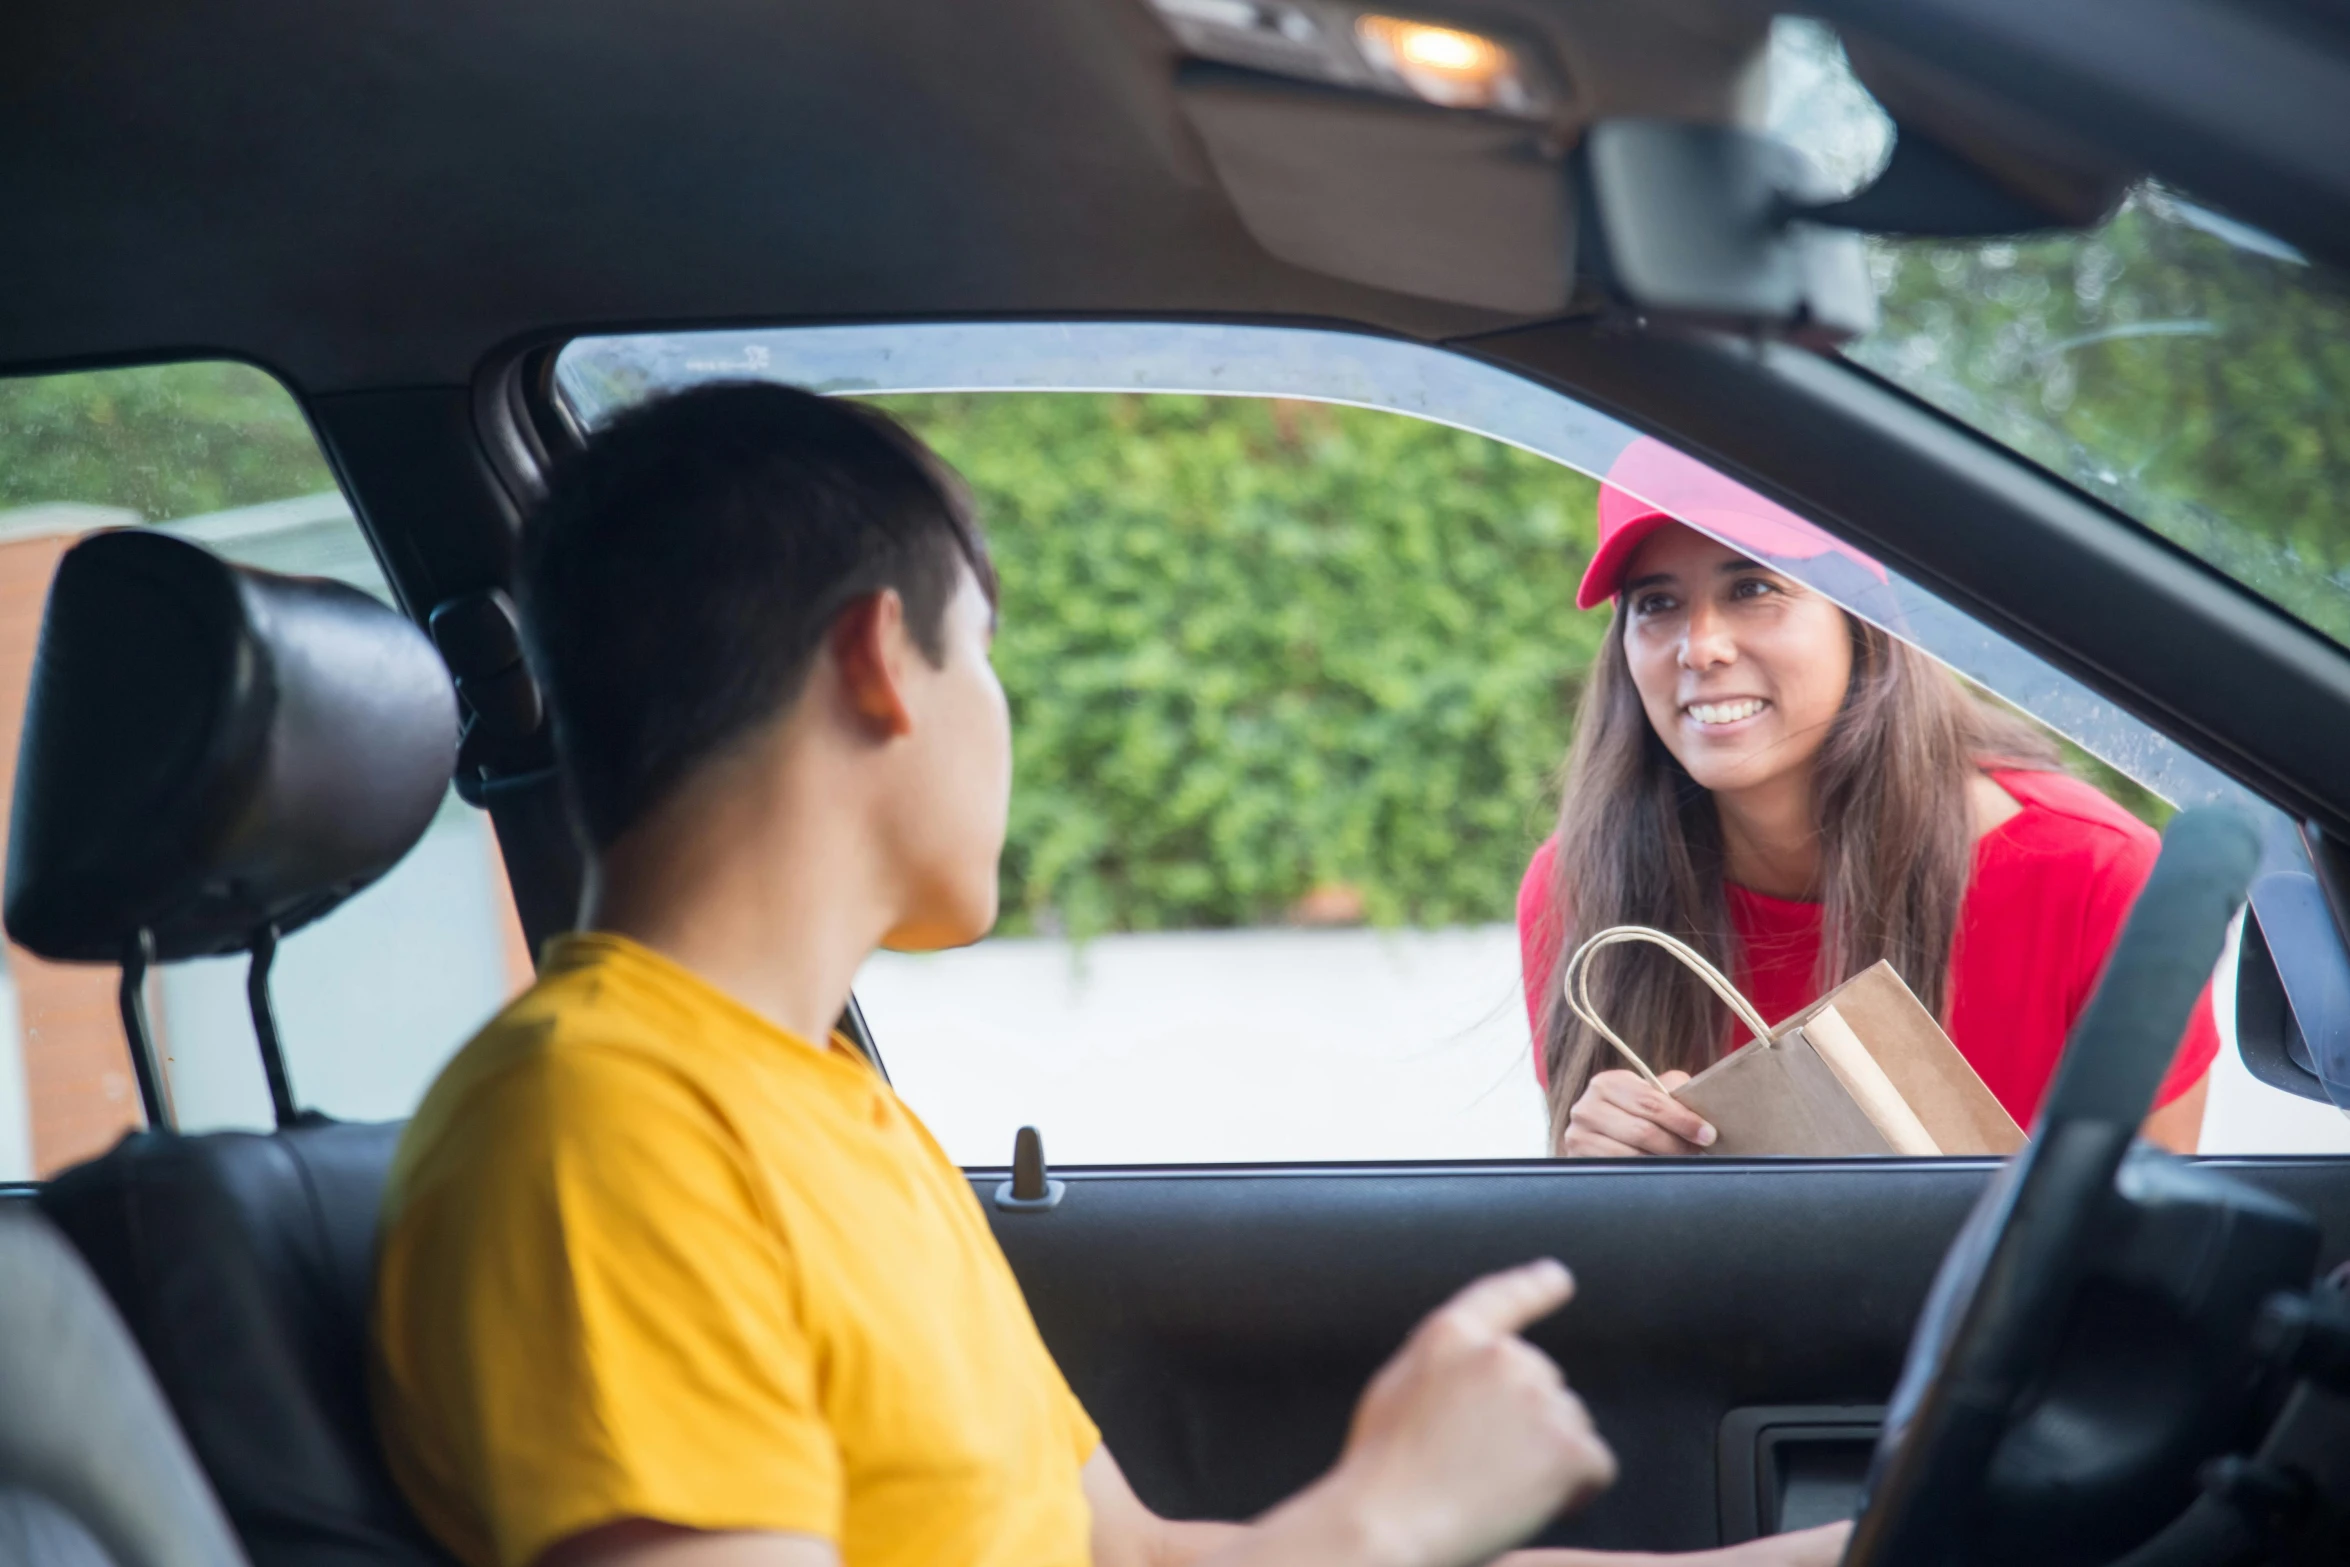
[1516,768,2218,1124]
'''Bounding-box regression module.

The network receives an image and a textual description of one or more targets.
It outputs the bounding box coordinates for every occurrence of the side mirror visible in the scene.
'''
[2236,870,2350,1108]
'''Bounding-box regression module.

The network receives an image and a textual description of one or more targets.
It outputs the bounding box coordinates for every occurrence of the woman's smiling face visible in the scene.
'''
[1617,522,1855,799]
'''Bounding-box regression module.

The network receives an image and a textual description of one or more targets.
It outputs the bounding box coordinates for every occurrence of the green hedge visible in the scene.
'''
[0,366,2169,938]
[877,393,1605,937]
[0,362,334,521]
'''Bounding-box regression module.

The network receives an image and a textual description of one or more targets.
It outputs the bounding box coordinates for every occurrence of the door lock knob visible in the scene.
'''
[995,1124,1066,1212]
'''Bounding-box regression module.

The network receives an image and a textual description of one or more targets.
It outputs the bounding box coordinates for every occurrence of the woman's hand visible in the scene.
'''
[1560,1069,1718,1157]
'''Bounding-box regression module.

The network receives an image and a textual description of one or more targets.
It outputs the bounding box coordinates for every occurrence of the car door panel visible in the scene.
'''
[983,1159,2350,1550]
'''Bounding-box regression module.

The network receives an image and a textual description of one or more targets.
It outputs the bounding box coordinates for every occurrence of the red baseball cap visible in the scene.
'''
[1575,437,1887,611]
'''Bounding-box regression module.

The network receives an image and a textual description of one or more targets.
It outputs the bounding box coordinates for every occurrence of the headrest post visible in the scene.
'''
[117,929,174,1133]
[246,925,299,1129]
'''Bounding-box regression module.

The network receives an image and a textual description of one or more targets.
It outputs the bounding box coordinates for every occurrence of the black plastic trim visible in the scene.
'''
[965,1155,2350,1550]
[1717,1404,1884,1543]
[307,385,584,954]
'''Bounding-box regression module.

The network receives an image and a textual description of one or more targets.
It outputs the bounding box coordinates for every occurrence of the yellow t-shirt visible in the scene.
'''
[370,933,1100,1567]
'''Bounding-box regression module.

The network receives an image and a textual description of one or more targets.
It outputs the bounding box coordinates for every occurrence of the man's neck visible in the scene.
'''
[582,744,894,1048]
[1713,772,1821,901]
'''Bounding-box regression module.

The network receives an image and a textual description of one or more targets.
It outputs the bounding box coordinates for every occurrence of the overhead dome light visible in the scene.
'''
[1148,0,1556,121]
[1354,15,1529,114]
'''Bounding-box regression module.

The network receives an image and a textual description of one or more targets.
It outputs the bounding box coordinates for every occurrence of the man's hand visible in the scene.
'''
[1093,1259,1615,1567]
[1710,1521,1851,1567]
[1321,1259,1617,1567]
[1560,1070,1716,1157]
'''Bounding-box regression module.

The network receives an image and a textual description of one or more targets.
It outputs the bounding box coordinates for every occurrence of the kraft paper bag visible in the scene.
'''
[1673,1023,1894,1156]
[1562,930,2025,1159]
[1777,962,2025,1157]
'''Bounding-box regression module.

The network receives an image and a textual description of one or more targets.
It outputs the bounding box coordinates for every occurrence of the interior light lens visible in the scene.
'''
[1354,15,1529,113]
[1147,0,1553,121]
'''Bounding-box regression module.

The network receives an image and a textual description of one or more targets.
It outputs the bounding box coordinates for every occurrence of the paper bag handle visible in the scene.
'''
[1560,925,1774,1090]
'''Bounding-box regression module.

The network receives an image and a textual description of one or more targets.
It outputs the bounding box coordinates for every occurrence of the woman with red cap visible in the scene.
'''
[1519,438,2216,1157]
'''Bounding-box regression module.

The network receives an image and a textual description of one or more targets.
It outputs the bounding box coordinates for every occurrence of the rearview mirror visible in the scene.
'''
[1578,118,1876,347]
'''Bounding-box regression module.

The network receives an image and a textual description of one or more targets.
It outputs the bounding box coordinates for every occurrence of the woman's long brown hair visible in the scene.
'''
[1538,605,2059,1150]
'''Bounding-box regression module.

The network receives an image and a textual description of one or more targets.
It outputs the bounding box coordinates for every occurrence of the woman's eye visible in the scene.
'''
[1632,591,1677,616]
[1731,576,1781,600]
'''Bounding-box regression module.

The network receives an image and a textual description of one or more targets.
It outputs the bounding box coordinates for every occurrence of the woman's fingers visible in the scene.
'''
[1564,1100,1684,1156]
[1595,1071,1716,1148]
[1562,1069,1715,1156]
[1562,1130,1652,1158]
[1574,1100,1699,1155]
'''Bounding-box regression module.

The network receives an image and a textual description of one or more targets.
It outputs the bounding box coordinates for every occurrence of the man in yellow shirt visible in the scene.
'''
[371,384,1848,1567]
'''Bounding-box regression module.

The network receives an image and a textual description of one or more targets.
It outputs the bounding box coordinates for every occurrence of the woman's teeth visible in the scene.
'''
[1687,699,1767,726]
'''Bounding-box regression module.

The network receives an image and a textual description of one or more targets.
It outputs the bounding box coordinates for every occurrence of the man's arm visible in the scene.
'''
[534,1490,1847,1567]
[535,1519,836,1567]
[1086,1260,1616,1567]
[1084,1451,1850,1567]
[539,1260,1841,1567]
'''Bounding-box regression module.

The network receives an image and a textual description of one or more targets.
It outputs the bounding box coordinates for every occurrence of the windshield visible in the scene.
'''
[1772,21,2350,650]
[1854,193,2350,645]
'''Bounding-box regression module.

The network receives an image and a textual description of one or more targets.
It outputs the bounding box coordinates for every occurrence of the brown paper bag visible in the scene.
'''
[1563,929,2025,1158]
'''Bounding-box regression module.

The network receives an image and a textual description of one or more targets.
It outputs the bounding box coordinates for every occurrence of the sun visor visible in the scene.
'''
[4,530,459,964]
[1176,64,1573,313]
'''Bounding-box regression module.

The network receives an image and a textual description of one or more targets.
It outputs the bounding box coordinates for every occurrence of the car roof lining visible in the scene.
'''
[16,0,2314,393]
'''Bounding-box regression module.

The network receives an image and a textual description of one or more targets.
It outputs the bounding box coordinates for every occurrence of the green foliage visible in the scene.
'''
[875,394,1604,936]
[1858,190,2350,644]
[2066,744,2175,834]
[0,357,2193,945]
[0,361,334,521]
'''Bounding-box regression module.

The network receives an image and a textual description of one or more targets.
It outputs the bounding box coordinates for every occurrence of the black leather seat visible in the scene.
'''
[39,1126,449,1567]
[6,531,463,1567]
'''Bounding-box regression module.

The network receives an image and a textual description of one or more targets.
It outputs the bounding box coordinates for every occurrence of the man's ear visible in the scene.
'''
[829,589,917,739]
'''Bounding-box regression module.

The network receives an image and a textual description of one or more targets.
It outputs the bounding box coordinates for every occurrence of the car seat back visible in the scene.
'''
[8,530,462,1567]
[0,1204,247,1567]
[38,1126,448,1567]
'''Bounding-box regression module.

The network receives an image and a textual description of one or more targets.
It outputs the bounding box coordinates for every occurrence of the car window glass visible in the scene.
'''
[0,362,524,1178]
[1769,22,2350,655]
[861,391,1577,1161]
[557,323,2350,1165]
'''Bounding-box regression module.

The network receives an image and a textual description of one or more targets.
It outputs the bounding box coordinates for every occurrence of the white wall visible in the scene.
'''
[160,806,515,1132]
[116,879,2350,1160]
[0,968,31,1180]
[860,925,1549,1167]
[862,919,2350,1166]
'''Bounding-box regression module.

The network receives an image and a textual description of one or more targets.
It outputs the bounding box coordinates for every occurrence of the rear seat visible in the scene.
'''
[7,531,465,1567]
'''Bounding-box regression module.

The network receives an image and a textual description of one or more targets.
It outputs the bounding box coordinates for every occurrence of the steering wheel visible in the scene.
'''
[1842,808,2264,1567]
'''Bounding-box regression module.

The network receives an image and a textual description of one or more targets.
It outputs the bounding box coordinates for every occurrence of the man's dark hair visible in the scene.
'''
[518,381,995,850]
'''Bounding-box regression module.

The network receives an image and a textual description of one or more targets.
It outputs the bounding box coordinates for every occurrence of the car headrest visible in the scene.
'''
[4,529,459,964]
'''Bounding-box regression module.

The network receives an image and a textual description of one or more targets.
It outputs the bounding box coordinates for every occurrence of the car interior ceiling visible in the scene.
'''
[10,0,2350,1564]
